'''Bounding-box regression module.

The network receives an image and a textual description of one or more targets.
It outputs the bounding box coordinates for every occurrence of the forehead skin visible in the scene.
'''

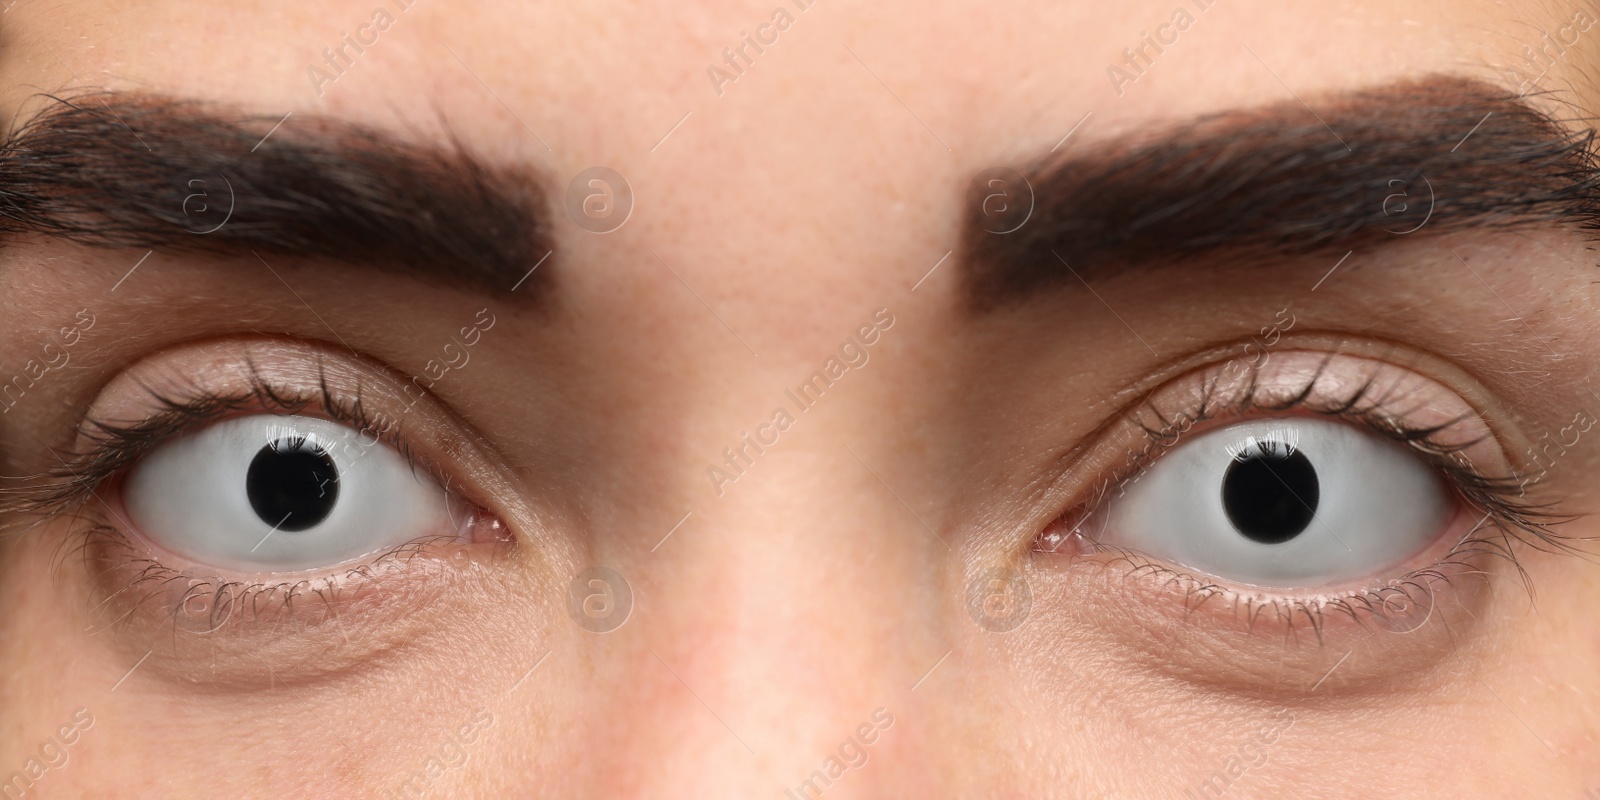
[1,0,1600,798]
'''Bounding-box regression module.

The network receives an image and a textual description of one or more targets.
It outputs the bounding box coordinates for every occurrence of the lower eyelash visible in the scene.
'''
[1065,520,1504,643]
[76,516,468,636]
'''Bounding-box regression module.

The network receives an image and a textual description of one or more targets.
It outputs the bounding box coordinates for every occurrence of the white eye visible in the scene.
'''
[122,414,456,572]
[1086,418,1452,588]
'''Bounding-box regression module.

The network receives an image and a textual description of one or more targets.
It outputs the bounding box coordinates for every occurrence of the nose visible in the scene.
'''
[550,440,943,798]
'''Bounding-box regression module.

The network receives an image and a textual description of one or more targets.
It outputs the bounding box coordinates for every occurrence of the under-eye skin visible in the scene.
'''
[0,338,514,665]
[1033,346,1580,648]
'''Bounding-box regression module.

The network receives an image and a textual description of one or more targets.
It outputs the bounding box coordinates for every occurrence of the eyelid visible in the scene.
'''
[0,337,543,686]
[58,336,515,558]
[1014,344,1589,693]
[36,337,516,529]
[6,336,533,585]
[1034,347,1578,597]
[1063,349,1517,529]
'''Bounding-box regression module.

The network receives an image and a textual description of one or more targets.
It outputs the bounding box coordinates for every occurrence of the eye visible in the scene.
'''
[1081,417,1454,588]
[121,414,459,572]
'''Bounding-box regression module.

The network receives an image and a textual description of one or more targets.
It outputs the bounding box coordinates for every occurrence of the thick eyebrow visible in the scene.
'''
[962,75,1600,307]
[0,93,553,298]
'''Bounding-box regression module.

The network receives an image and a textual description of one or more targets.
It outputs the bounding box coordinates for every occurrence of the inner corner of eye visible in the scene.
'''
[1058,415,1462,590]
[116,413,494,574]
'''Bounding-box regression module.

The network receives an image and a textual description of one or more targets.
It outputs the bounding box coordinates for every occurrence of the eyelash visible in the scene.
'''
[4,345,1589,639]
[0,364,461,632]
[1037,353,1585,638]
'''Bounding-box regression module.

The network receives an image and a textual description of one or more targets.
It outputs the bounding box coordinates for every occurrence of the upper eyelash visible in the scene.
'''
[1039,351,1591,626]
[0,358,420,530]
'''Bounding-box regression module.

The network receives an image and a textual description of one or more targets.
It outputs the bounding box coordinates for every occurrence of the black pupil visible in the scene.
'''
[1221,445,1319,545]
[246,437,340,532]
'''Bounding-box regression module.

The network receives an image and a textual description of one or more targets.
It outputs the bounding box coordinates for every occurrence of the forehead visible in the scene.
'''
[25,1,1576,122]
[0,0,1586,302]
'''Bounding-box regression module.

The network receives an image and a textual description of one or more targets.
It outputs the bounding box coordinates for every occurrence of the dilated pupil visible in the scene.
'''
[1221,446,1319,544]
[246,437,340,532]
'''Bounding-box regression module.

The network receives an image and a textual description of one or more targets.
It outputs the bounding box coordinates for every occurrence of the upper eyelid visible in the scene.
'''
[1041,349,1542,544]
[1126,351,1497,456]
[14,335,561,562]
[1,354,436,525]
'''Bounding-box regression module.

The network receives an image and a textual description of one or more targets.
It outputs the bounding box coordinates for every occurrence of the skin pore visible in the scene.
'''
[2,0,1600,797]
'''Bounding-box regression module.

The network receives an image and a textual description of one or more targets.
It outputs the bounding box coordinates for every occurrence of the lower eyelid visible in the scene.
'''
[90,482,505,610]
[1039,542,1498,695]
[64,510,511,688]
[1031,497,1517,698]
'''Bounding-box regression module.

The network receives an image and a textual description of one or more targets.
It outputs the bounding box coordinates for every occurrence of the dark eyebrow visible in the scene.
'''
[0,92,553,298]
[961,75,1600,308]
